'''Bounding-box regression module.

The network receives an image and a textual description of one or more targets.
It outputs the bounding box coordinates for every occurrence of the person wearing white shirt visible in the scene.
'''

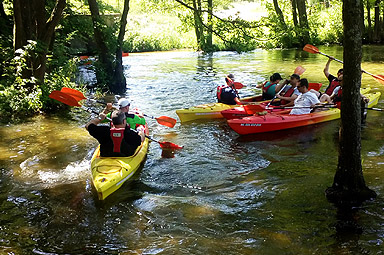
[290,78,321,115]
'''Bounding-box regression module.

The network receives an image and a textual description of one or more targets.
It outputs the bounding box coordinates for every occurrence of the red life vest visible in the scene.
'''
[262,81,273,94]
[217,84,228,101]
[324,79,340,96]
[110,127,125,153]
[280,87,295,105]
[334,87,343,109]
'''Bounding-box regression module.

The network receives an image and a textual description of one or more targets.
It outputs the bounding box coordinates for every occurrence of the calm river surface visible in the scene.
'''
[1,46,384,254]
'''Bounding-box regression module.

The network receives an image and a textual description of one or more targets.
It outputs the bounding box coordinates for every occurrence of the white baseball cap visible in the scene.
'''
[118,98,130,108]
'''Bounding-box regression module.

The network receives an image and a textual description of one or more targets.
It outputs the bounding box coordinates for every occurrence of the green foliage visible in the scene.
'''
[0,39,83,122]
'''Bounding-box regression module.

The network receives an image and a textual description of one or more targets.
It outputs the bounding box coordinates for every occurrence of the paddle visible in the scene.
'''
[266,66,306,107]
[265,104,384,111]
[49,91,183,150]
[60,87,177,128]
[303,44,384,85]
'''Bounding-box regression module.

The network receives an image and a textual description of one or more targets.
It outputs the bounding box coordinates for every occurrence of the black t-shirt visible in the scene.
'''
[88,124,142,157]
[219,87,237,105]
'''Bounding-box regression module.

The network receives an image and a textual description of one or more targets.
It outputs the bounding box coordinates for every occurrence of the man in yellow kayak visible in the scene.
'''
[86,111,145,157]
[102,98,146,129]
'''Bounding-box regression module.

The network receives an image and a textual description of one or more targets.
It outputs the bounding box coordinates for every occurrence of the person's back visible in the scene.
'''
[217,74,238,105]
[86,111,143,157]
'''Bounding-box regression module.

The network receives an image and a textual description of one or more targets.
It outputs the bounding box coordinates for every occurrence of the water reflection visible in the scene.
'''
[1,46,384,254]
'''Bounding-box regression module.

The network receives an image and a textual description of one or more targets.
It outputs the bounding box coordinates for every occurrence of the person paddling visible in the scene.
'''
[256,73,283,100]
[274,73,301,107]
[290,78,321,115]
[217,74,251,105]
[86,110,145,157]
[102,98,146,129]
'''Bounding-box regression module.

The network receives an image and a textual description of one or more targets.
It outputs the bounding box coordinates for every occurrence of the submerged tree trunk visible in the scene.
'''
[13,0,66,88]
[296,0,310,46]
[112,0,130,94]
[87,0,115,91]
[325,0,376,205]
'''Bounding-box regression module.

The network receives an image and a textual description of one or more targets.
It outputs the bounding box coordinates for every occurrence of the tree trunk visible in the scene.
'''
[291,0,298,27]
[367,0,372,42]
[192,0,204,50]
[206,0,213,49]
[112,0,130,94]
[273,0,287,30]
[296,0,310,46]
[88,0,115,91]
[373,0,381,42]
[325,0,376,206]
[13,0,66,88]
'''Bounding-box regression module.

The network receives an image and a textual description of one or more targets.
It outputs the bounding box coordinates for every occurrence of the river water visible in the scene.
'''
[1,46,384,254]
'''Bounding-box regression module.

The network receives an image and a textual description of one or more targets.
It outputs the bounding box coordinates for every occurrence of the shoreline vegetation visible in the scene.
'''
[0,0,382,121]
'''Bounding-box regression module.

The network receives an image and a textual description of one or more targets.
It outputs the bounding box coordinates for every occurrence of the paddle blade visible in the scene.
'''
[234,82,244,89]
[61,87,86,101]
[49,90,81,107]
[294,66,306,75]
[156,116,177,128]
[159,141,183,149]
[303,44,319,54]
[372,74,384,85]
[243,104,265,113]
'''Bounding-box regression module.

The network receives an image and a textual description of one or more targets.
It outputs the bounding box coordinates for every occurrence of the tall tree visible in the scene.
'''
[87,0,130,93]
[373,0,381,42]
[13,0,66,89]
[273,0,287,30]
[296,0,310,46]
[325,0,376,204]
[291,0,298,27]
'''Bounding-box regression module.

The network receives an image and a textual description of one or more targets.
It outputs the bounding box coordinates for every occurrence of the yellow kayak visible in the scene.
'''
[90,126,149,200]
[176,95,263,123]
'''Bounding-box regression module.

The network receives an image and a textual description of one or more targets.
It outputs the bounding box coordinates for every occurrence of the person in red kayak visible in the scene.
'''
[290,78,321,115]
[323,57,343,96]
[86,110,145,157]
[256,73,283,100]
[274,73,301,107]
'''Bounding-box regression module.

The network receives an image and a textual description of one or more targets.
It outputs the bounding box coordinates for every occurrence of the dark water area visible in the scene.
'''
[1,46,384,254]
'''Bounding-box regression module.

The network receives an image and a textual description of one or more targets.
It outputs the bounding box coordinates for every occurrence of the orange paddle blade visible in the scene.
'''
[61,87,86,101]
[49,90,81,107]
[294,66,306,75]
[303,44,320,54]
[155,116,177,128]
[234,82,244,89]
[159,141,183,149]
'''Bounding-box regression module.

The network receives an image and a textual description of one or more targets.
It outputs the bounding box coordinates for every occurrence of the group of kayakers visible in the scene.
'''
[216,57,369,115]
[86,57,371,158]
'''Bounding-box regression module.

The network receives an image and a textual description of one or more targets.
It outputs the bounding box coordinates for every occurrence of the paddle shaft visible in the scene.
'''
[308,45,384,83]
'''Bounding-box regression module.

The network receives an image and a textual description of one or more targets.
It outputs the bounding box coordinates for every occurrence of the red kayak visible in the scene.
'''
[221,83,323,120]
[227,91,381,135]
